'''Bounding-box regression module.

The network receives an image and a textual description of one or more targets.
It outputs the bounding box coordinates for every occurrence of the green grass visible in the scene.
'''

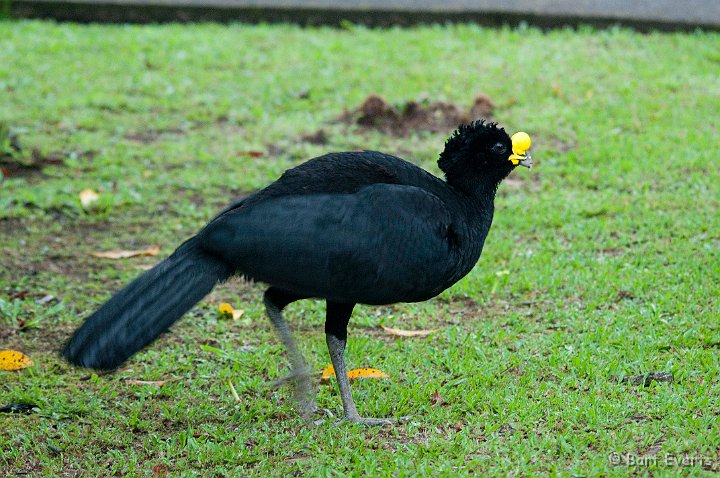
[1,20,719,476]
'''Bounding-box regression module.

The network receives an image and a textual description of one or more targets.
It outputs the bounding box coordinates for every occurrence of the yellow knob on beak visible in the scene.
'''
[509,131,533,168]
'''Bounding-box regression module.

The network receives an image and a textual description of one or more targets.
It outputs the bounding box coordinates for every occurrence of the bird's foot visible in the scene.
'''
[335,415,410,427]
[269,366,318,422]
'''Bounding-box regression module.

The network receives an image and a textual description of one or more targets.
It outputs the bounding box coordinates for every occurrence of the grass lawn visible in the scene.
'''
[1,20,719,476]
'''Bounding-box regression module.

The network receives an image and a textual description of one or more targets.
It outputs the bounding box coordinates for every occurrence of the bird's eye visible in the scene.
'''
[491,142,507,155]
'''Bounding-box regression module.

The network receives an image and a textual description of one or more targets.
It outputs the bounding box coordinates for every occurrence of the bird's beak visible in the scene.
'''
[509,132,533,169]
[509,154,533,168]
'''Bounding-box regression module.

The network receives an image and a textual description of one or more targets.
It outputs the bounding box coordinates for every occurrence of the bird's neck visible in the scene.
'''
[450,176,499,244]
[446,173,501,207]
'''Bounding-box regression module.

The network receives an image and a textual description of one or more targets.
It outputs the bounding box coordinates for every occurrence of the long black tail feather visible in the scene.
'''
[63,239,231,370]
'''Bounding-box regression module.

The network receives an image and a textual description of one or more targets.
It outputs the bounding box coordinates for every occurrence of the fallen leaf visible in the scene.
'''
[91,245,160,259]
[320,364,336,382]
[430,390,445,407]
[347,368,390,380]
[381,326,439,338]
[0,350,33,371]
[218,302,233,316]
[152,464,168,478]
[8,290,29,300]
[239,150,265,158]
[218,302,244,320]
[79,188,99,208]
[121,379,167,387]
[320,364,389,383]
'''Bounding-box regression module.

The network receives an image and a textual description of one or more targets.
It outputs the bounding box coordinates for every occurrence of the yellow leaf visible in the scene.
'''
[320,364,336,382]
[0,350,34,371]
[91,245,160,259]
[347,368,390,380]
[381,326,439,337]
[218,303,233,317]
[79,188,100,208]
[320,365,389,383]
[218,302,244,320]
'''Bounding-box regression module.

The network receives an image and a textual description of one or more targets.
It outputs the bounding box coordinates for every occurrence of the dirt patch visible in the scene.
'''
[274,94,494,153]
[300,129,329,145]
[2,321,76,357]
[0,216,154,290]
[339,94,495,137]
[0,149,68,180]
[0,129,95,180]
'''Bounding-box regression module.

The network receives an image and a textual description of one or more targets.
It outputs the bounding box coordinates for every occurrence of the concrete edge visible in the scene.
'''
[8,2,720,31]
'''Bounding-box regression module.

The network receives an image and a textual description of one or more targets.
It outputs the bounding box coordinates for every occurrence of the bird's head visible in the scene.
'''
[438,120,532,192]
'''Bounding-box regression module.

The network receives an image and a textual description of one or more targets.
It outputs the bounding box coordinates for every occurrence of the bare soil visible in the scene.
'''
[339,93,495,137]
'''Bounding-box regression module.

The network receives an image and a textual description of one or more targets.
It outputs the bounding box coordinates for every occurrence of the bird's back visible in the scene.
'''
[199,151,489,304]
[218,151,452,213]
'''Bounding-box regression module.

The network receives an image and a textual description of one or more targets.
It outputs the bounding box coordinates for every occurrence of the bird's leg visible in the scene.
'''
[263,288,316,418]
[325,302,396,427]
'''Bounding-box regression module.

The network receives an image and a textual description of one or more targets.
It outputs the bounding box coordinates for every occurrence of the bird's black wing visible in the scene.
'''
[215,151,447,216]
[199,183,461,305]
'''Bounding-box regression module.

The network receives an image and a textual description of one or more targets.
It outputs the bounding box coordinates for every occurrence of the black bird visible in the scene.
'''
[63,120,532,425]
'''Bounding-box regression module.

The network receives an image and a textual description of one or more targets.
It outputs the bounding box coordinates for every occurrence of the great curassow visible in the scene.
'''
[63,120,532,426]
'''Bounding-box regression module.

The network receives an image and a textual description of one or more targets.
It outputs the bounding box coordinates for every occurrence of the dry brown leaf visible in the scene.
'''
[239,150,265,158]
[79,188,99,208]
[0,350,34,371]
[218,302,244,320]
[430,390,445,407]
[320,364,389,383]
[151,463,168,478]
[121,379,167,387]
[381,326,439,337]
[91,245,160,259]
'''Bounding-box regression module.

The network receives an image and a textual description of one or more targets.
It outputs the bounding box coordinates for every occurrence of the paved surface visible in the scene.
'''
[11,0,720,29]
